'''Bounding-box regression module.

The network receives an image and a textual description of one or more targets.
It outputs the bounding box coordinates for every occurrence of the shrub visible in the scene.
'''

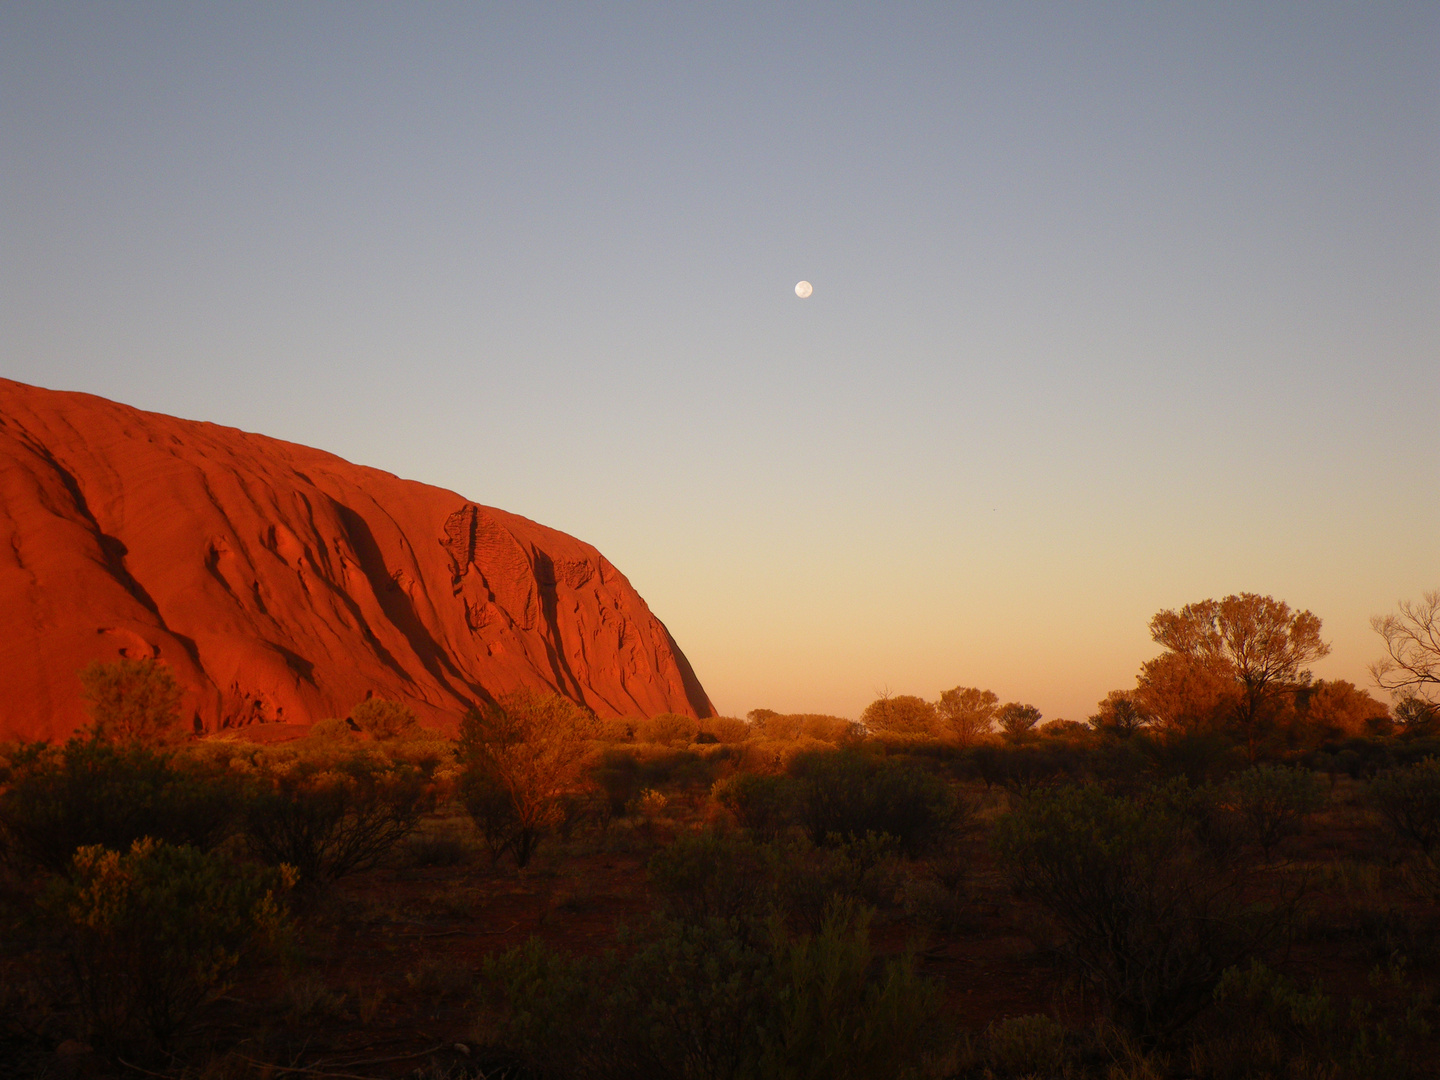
[1369,757,1440,896]
[712,771,799,839]
[936,686,999,745]
[0,739,237,873]
[458,690,599,868]
[592,749,641,820]
[859,695,938,736]
[699,716,752,744]
[790,748,959,854]
[775,833,901,934]
[243,754,430,885]
[992,782,1290,1038]
[349,698,420,740]
[635,713,699,745]
[78,658,186,744]
[1225,764,1323,862]
[983,1014,1069,1077]
[1370,757,1440,857]
[481,899,936,1080]
[41,839,290,1059]
[647,830,777,923]
[996,702,1043,743]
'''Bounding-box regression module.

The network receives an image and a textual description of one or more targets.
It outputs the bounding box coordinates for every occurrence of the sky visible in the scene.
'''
[3,3,1437,722]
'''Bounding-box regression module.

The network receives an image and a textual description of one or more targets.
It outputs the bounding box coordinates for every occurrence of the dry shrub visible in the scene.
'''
[635,713,699,746]
[699,716,752,743]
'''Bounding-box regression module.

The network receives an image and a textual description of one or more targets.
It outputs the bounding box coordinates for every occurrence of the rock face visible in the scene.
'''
[0,380,713,741]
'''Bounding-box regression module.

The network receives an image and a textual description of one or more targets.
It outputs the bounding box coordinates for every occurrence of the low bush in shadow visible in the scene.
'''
[243,753,432,885]
[39,838,292,1062]
[0,738,239,872]
[480,897,936,1080]
[790,747,962,855]
[992,781,1298,1041]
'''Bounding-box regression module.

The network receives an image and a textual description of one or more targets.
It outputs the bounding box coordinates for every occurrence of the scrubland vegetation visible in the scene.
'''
[3,592,1440,1078]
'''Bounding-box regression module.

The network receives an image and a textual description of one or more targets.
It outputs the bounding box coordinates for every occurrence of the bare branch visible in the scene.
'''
[1371,590,1440,701]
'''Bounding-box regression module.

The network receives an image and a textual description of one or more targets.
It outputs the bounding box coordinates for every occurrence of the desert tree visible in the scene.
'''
[996,702,1042,743]
[1371,590,1440,703]
[458,688,599,867]
[859,694,938,736]
[1149,594,1330,760]
[79,658,187,744]
[936,686,998,745]
[1089,690,1149,738]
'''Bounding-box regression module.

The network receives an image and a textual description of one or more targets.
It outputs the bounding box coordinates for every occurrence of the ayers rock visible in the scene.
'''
[0,379,713,742]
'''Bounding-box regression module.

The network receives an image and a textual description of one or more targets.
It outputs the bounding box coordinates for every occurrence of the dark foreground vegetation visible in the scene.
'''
[3,591,1440,1079]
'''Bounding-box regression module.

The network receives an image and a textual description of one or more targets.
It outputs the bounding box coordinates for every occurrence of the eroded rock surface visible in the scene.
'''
[0,380,713,740]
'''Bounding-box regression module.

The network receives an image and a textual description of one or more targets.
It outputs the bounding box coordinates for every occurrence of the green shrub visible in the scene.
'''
[481,899,936,1080]
[243,754,430,885]
[992,782,1290,1039]
[0,740,237,873]
[1370,757,1440,857]
[41,839,291,1060]
[712,771,799,839]
[775,833,901,934]
[1192,959,1437,1080]
[790,748,959,854]
[647,830,777,923]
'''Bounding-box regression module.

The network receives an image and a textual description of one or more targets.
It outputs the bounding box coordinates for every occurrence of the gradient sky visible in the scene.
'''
[3,4,1437,722]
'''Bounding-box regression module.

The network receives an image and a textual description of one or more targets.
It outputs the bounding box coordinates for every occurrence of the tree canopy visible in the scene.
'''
[1147,593,1330,759]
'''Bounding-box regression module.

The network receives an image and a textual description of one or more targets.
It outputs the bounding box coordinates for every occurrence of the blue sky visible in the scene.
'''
[3,3,1436,720]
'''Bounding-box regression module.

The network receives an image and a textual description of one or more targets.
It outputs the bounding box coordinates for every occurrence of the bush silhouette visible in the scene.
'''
[0,739,237,873]
[1226,763,1323,862]
[712,771,799,839]
[1369,757,1440,895]
[41,838,290,1060]
[243,753,430,885]
[482,897,935,1080]
[993,782,1291,1038]
[79,658,186,744]
[789,748,959,854]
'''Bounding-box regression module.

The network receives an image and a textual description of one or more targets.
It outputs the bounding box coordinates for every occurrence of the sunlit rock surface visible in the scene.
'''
[0,379,713,740]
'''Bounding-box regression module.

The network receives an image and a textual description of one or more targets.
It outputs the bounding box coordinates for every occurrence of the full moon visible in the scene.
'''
[795,280,813,298]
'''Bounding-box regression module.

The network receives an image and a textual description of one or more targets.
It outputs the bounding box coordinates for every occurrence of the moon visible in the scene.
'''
[795,280,813,298]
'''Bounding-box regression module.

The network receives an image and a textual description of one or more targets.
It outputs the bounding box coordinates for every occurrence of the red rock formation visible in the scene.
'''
[0,380,713,741]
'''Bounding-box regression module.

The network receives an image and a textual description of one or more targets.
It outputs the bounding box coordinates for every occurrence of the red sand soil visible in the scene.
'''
[0,379,713,741]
